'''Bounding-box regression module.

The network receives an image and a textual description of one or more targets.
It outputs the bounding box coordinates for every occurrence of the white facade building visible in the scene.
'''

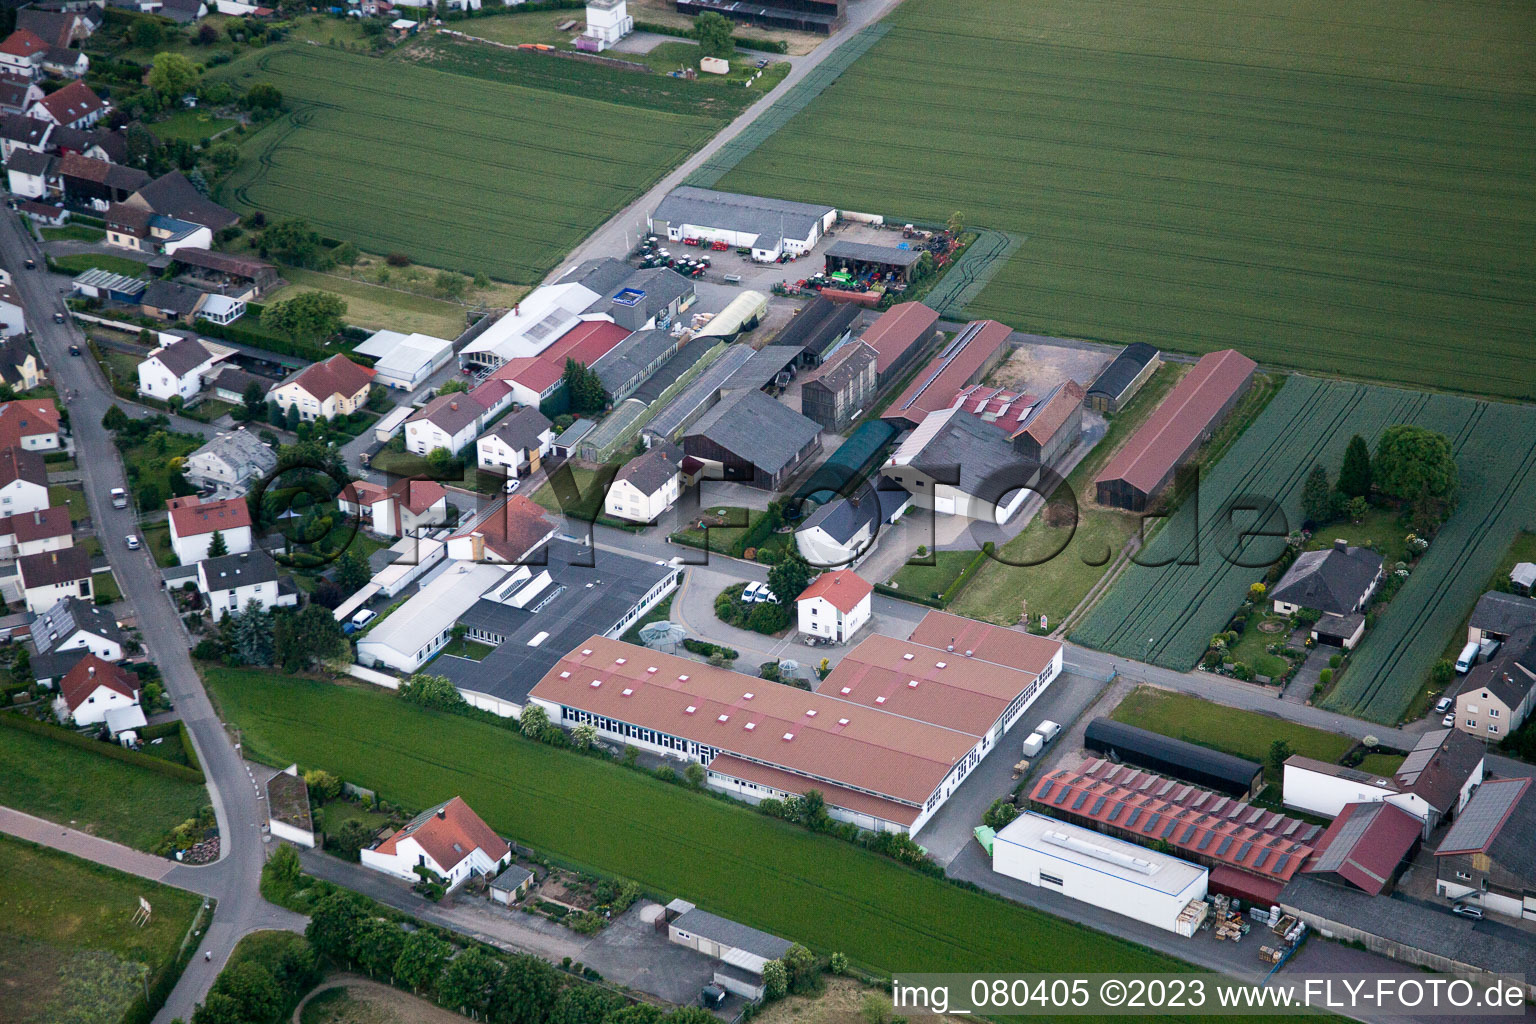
[356,561,509,673]
[197,550,287,617]
[137,336,217,403]
[359,796,509,891]
[582,0,632,49]
[795,569,872,642]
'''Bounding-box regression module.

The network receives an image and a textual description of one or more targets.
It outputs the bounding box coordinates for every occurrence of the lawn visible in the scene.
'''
[121,431,203,509]
[438,637,494,661]
[49,252,149,277]
[312,797,392,840]
[148,108,238,143]
[267,265,472,339]
[40,224,105,243]
[1226,614,1296,681]
[1110,687,1354,784]
[48,484,87,520]
[621,592,673,644]
[0,722,208,852]
[212,41,727,282]
[139,520,179,568]
[950,364,1184,630]
[0,835,205,1024]
[202,667,1202,982]
[92,571,123,604]
[1303,507,1412,567]
[671,505,794,561]
[717,0,1536,402]
[1357,753,1406,777]
[1073,377,1536,722]
[884,549,976,603]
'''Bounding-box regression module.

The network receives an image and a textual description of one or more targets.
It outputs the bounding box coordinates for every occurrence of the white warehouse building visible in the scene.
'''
[649,186,837,263]
[991,811,1210,934]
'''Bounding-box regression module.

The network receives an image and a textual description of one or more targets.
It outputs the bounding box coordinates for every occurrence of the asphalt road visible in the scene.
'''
[1,210,306,1024]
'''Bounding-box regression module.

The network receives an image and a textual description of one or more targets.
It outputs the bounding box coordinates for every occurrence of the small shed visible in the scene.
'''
[553,418,596,459]
[265,764,316,848]
[489,864,534,905]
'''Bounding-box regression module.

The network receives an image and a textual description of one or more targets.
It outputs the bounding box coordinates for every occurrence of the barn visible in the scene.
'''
[1085,342,1161,412]
[1083,717,1264,799]
[648,186,836,263]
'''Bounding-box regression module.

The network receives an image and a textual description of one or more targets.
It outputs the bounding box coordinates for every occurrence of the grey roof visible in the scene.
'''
[0,115,51,147]
[591,328,678,397]
[799,494,878,545]
[562,258,695,332]
[645,344,756,440]
[1469,591,1536,637]
[190,428,276,478]
[1270,543,1383,616]
[559,257,635,298]
[412,393,480,435]
[902,410,1034,500]
[150,335,213,377]
[823,239,924,266]
[200,549,279,589]
[0,335,33,384]
[614,441,683,495]
[439,540,675,710]
[670,907,793,962]
[771,296,859,359]
[1083,717,1263,793]
[140,280,207,318]
[209,366,268,397]
[652,186,834,252]
[685,389,821,475]
[490,864,534,892]
[1436,776,1536,881]
[1087,342,1160,400]
[554,418,596,448]
[1393,728,1484,814]
[1457,626,1536,709]
[1512,563,1536,589]
[133,171,238,230]
[487,406,553,453]
[802,340,875,396]
[5,147,53,176]
[724,345,802,393]
[32,596,123,654]
[19,546,91,587]
[30,647,88,683]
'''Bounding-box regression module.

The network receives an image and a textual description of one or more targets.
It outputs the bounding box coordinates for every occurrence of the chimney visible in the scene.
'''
[450,402,458,411]
[88,665,95,677]
[436,807,447,820]
[1334,539,1348,552]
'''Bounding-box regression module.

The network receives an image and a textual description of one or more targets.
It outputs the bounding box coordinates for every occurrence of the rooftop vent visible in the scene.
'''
[559,671,571,679]
[589,679,602,688]
[875,696,887,704]
[936,661,946,669]
[902,653,914,661]
[678,674,690,682]
[744,722,756,731]
[837,718,849,726]
[840,686,852,694]
[908,680,919,688]
[581,648,592,656]
[782,732,795,741]
[615,657,627,665]
[743,692,754,700]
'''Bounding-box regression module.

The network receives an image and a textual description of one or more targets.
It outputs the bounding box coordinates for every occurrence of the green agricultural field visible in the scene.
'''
[202,668,1194,983]
[717,0,1536,401]
[0,722,209,851]
[1073,377,1536,723]
[212,42,726,282]
[0,835,205,1024]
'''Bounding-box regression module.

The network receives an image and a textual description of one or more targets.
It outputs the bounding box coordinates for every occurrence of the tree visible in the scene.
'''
[767,553,813,605]
[489,953,560,1024]
[1266,739,1293,778]
[148,52,201,100]
[549,986,622,1024]
[133,18,164,49]
[102,405,130,431]
[256,220,330,269]
[683,762,705,788]
[438,378,470,396]
[244,82,283,112]
[1374,425,1458,506]
[331,818,374,861]
[761,959,788,1001]
[426,446,456,475]
[334,549,370,595]
[399,673,465,711]
[225,603,274,665]
[333,241,360,266]
[187,166,210,197]
[438,946,502,1018]
[1300,464,1335,526]
[1337,433,1372,498]
[207,530,228,557]
[519,703,548,739]
[303,768,342,802]
[306,890,370,964]
[570,723,596,750]
[983,797,1019,829]
[946,210,964,235]
[394,931,452,996]
[284,403,301,431]
[781,943,817,994]
[214,960,283,1024]
[266,842,301,887]
[354,916,405,979]
[125,121,159,170]
[561,359,607,415]
[273,604,348,673]
[262,291,347,340]
[693,10,734,58]
[191,992,245,1024]
[241,380,266,419]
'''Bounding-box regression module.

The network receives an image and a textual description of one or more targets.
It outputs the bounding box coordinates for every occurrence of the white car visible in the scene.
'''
[351,608,377,628]
[505,478,521,494]
[1434,696,1453,714]
[1442,712,1456,727]
[741,581,764,603]
[125,535,140,550]
[756,586,777,604]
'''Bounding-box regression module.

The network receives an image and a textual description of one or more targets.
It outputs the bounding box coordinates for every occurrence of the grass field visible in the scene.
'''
[717,0,1536,401]
[48,483,87,520]
[149,108,238,143]
[264,266,473,339]
[0,723,208,851]
[50,252,148,277]
[201,667,1198,983]
[93,570,123,604]
[1073,377,1536,723]
[885,549,974,601]
[212,42,727,282]
[41,224,105,243]
[0,835,203,1024]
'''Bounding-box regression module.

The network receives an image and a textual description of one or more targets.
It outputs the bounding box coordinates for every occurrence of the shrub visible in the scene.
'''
[1319,668,1333,685]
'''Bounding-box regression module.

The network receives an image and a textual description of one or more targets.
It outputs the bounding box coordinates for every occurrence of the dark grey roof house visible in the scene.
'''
[649,186,835,257]
[1468,591,1536,644]
[682,388,821,491]
[1433,776,1536,922]
[1271,541,1384,617]
[590,328,680,404]
[800,340,877,431]
[613,441,684,497]
[771,295,859,363]
[31,595,123,656]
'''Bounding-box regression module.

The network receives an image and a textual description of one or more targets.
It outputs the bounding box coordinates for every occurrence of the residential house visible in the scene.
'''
[795,568,872,642]
[0,505,71,560]
[137,335,218,402]
[182,428,276,499]
[197,548,290,617]
[682,388,822,491]
[467,318,633,415]
[1270,540,1385,649]
[604,442,683,524]
[156,0,210,23]
[404,393,484,457]
[0,446,50,514]
[337,480,385,524]
[106,203,211,255]
[56,152,146,207]
[1455,626,1536,740]
[167,495,253,564]
[0,399,61,452]
[268,355,375,422]
[0,30,49,78]
[122,171,238,232]
[794,494,879,568]
[4,146,52,199]
[0,334,45,389]
[29,80,107,129]
[366,479,448,539]
[30,647,86,689]
[0,278,25,337]
[799,340,877,431]
[1467,592,1536,645]
[1009,379,1085,467]
[0,112,51,161]
[475,406,553,477]
[1434,776,1536,922]
[16,198,67,226]
[15,6,102,51]
[360,796,510,891]
[18,545,92,612]
[138,280,214,324]
[206,366,267,405]
[195,294,244,326]
[54,654,138,729]
[0,75,45,117]
[881,407,1038,523]
[32,595,124,662]
[48,125,127,164]
[445,495,556,564]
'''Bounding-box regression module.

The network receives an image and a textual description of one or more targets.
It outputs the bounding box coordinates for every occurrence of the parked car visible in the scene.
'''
[700,984,726,1009]
[1455,640,1480,674]
[351,608,377,629]
[1442,712,1457,727]
[110,487,128,509]
[1435,696,1454,714]
[741,581,764,603]
[1451,903,1483,919]
[504,478,521,494]
[52,312,64,324]
[124,535,140,550]
[23,258,35,270]
[69,344,80,356]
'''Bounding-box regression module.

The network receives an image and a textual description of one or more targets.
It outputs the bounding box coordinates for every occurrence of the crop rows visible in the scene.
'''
[1072,377,1536,722]
[212,46,720,282]
[716,0,1536,400]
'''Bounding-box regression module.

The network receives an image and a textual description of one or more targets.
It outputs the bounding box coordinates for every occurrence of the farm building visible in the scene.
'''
[794,494,880,567]
[1030,760,1322,906]
[695,290,769,342]
[666,903,794,1001]
[796,569,872,642]
[169,248,279,300]
[361,797,510,892]
[530,620,1061,836]
[1085,342,1161,412]
[458,282,600,370]
[1467,591,1536,645]
[1093,349,1256,512]
[1282,729,1484,838]
[682,388,821,490]
[823,239,924,285]
[882,407,1037,522]
[1083,718,1263,799]
[859,301,939,387]
[723,344,802,394]
[991,811,1208,933]
[945,385,1036,437]
[354,329,455,392]
[771,295,859,364]
[1454,627,1536,741]
[800,341,877,431]
[1301,800,1422,896]
[1434,776,1536,921]
[648,186,837,262]
[1009,378,1085,467]
[792,419,899,506]
[560,257,696,332]
[676,0,845,34]
[590,328,680,404]
[882,319,1012,429]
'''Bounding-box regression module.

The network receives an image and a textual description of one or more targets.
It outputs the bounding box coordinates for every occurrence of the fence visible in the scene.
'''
[71,312,179,347]
[344,663,400,690]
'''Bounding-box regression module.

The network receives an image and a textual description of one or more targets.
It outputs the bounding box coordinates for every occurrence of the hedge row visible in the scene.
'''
[140,719,204,775]
[123,898,215,1024]
[872,545,991,611]
[873,582,944,609]
[0,712,206,784]
[195,314,372,367]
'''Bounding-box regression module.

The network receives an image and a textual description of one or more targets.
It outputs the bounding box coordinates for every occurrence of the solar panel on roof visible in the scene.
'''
[1273,854,1291,875]
[1237,842,1253,862]
[1196,831,1215,851]
[1439,779,1528,852]
[1090,796,1107,816]
[1283,820,1300,836]
[1143,812,1160,833]
[1071,791,1090,811]
[1162,820,1179,839]
[1038,782,1056,802]
[1216,837,1234,857]
[1107,801,1126,823]
[1124,808,1143,829]
[1191,792,1210,808]
[1252,849,1271,870]
[1178,824,1197,844]
[1302,825,1321,842]
[1155,780,1174,797]
[1054,786,1070,805]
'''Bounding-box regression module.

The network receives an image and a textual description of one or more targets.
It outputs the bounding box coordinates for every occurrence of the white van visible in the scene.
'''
[1454,641,1480,674]
[351,608,377,629]
[1036,720,1062,742]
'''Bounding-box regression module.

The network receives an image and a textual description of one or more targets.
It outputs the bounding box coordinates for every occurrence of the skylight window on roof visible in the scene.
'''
[685,705,696,714]
[581,648,592,656]
[744,722,755,730]
[615,657,626,665]
[875,696,886,703]
[744,692,754,699]
[936,662,946,669]
[838,718,849,726]
[590,680,602,688]
[679,674,690,681]
[783,733,794,741]
[718,714,729,723]
[804,709,817,718]
[559,671,570,679]
[903,653,914,661]
[908,680,919,688]
[647,666,657,673]
[621,688,633,696]
[840,687,852,694]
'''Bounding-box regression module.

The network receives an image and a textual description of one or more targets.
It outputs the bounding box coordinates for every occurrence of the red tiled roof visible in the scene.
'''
[388,478,445,515]
[288,355,374,403]
[449,495,553,563]
[707,754,920,826]
[543,319,630,368]
[795,569,871,614]
[947,385,1036,436]
[59,653,136,712]
[481,356,562,397]
[35,81,105,125]
[885,320,1011,424]
[374,796,505,872]
[1303,800,1422,895]
[1094,349,1256,495]
[168,496,251,538]
[0,30,48,58]
[860,302,939,375]
[0,399,60,449]
[339,480,387,507]
[1,505,70,543]
[907,609,1061,674]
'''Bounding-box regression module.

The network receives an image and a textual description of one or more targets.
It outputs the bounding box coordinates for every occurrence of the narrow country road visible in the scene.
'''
[0,210,307,1024]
